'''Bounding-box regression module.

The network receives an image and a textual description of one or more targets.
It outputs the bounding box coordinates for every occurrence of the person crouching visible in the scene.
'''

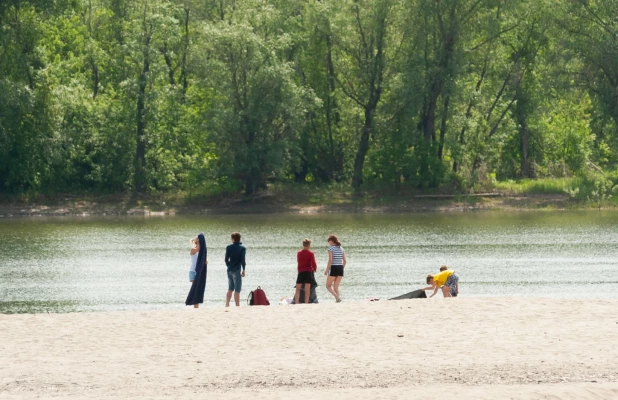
[422,267,459,298]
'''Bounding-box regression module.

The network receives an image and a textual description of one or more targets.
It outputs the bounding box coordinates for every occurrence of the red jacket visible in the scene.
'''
[297,249,317,273]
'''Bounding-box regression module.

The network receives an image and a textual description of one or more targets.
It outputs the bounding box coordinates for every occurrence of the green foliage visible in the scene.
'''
[496,177,586,195]
[563,174,618,208]
[498,174,618,209]
[194,4,317,195]
[1,0,618,198]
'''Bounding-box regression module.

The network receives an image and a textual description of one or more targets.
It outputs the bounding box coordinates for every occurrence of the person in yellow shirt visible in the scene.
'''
[439,265,458,296]
[421,266,459,298]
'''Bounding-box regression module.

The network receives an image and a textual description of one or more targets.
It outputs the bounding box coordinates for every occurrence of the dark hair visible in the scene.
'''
[426,274,434,284]
[439,265,448,271]
[231,232,241,242]
[327,234,341,247]
[302,238,312,247]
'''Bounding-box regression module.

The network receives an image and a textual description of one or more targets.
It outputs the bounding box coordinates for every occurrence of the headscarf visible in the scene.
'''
[185,233,207,305]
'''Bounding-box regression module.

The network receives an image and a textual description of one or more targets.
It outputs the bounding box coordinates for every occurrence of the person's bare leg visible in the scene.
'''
[325,276,338,299]
[226,290,233,307]
[194,304,199,309]
[442,286,452,298]
[333,276,343,301]
[294,284,302,304]
[456,283,459,295]
[304,283,310,304]
[234,292,240,306]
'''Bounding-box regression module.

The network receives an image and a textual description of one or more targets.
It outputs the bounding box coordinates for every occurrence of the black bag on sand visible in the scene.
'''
[388,289,427,300]
[291,283,319,304]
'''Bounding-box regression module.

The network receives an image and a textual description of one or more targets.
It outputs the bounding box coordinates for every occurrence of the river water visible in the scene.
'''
[1,211,617,313]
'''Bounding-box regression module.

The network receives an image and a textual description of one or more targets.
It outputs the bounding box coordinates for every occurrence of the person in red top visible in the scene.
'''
[295,238,318,305]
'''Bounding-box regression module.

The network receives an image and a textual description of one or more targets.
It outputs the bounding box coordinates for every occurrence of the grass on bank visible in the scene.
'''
[2,174,618,212]
[182,174,618,210]
[495,177,585,194]
[495,174,618,208]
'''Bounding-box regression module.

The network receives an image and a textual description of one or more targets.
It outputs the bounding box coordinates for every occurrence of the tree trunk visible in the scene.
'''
[345,1,388,189]
[161,43,176,86]
[294,168,308,183]
[325,32,340,181]
[87,3,99,99]
[135,65,148,193]
[90,57,99,99]
[472,155,482,172]
[419,28,455,179]
[423,82,441,144]
[437,93,450,160]
[243,125,256,195]
[244,176,254,196]
[453,40,492,173]
[515,70,533,178]
[352,107,373,189]
[135,28,151,193]
[180,6,190,101]
[520,121,531,178]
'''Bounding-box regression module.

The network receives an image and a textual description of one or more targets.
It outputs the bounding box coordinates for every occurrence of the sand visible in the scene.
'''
[2,298,618,399]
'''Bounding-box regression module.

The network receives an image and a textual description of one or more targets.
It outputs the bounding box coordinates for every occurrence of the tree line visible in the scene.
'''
[1,0,618,196]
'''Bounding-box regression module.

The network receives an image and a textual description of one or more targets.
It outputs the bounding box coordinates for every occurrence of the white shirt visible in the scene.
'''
[190,252,198,272]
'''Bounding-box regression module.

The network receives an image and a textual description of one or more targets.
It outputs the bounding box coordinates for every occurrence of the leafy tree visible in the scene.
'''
[331,0,400,189]
[193,2,315,195]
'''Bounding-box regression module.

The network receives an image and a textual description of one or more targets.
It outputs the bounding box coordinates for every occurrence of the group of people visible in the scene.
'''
[185,231,458,308]
[293,235,347,304]
[185,232,248,308]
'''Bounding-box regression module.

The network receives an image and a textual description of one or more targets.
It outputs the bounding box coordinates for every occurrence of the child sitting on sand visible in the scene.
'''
[295,238,318,305]
[422,267,459,298]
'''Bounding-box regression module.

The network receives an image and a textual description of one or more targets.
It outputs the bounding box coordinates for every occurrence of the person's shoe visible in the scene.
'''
[336,298,342,303]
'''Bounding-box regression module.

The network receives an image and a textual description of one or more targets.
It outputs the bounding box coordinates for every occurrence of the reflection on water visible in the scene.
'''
[1,211,618,313]
[0,300,79,314]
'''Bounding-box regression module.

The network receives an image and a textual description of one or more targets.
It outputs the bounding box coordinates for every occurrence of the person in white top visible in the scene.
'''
[188,235,208,308]
[189,236,199,282]
[324,234,347,302]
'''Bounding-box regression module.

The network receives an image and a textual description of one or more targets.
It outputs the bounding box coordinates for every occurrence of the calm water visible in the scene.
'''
[1,211,618,313]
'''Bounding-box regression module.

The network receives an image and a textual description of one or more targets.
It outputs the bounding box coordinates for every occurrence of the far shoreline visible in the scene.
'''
[0,191,614,218]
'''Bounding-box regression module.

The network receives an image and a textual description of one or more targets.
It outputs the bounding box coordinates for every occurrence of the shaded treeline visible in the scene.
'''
[1,0,618,195]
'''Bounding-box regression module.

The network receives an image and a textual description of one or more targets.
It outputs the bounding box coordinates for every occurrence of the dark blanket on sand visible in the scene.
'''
[388,289,427,300]
[291,283,319,304]
[185,233,207,306]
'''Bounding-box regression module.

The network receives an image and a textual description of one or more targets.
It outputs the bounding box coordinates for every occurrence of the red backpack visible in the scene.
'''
[247,286,270,306]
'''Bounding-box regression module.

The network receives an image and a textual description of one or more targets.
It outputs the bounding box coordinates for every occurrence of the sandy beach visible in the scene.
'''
[2,298,618,399]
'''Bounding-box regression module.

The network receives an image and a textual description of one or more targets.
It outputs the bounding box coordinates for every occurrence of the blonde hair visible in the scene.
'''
[190,236,199,247]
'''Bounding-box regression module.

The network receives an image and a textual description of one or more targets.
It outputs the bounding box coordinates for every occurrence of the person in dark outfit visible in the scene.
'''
[225,232,246,307]
[185,233,207,308]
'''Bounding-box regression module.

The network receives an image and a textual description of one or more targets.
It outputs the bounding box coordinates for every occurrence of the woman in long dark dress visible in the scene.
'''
[185,233,207,308]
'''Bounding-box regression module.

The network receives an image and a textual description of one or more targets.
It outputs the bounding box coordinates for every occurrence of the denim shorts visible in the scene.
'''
[227,269,242,293]
[445,273,459,295]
